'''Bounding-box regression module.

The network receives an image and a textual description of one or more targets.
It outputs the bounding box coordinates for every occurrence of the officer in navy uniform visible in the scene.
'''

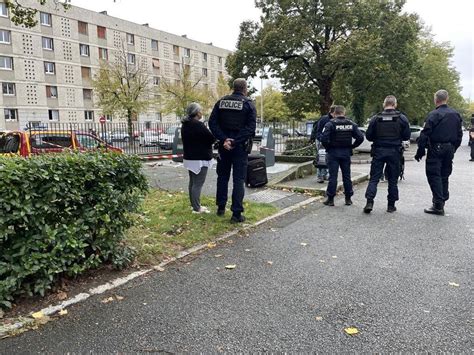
[209,78,256,223]
[415,89,463,215]
[309,105,335,183]
[363,95,411,213]
[320,105,364,206]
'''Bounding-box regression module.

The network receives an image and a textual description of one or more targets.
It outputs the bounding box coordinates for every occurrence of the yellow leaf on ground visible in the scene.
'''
[448,282,460,287]
[332,255,338,259]
[101,297,114,304]
[207,242,217,249]
[214,254,223,258]
[315,316,323,321]
[267,261,274,265]
[225,264,237,270]
[115,295,124,301]
[32,311,44,319]
[300,242,308,246]
[57,291,68,301]
[344,327,359,335]
[59,309,68,316]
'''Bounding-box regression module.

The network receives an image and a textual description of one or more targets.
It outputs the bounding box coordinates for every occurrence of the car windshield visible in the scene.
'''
[166,127,177,135]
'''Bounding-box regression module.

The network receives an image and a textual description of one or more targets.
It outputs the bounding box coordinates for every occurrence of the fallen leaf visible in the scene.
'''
[227,240,234,244]
[344,327,359,335]
[59,309,68,316]
[315,316,323,321]
[153,266,165,272]
[216,267,221,270]
[332,255,338,259]
[319,260,326,263]
[270,228,278,232]
[300,242,308,246]
[32,311,45,319]
[244,249,251,252]
[225,264,237,270]
[143,303,147,305]
[115,295,124,301]
[207,242,217,249]
[267,261,273,265]
[57,291,68,301]
[101,297,114,304]
[214,254,223,258]
[448,282,460,287]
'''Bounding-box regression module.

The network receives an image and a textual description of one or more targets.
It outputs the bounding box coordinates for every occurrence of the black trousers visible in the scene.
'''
[365,147,401,203]
[425,143,454,205]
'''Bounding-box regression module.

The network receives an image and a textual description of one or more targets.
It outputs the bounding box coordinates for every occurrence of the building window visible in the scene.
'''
[151,39,158,51]
[44,61,55,75]
[78,21,88,35]
[4,109,18,121]
[203,52,207,62]
[172,45,179,56]
[202,68,208,77]
[79,44,90,57]
[83,88,93,100]
[174,62,180,73]
[81,66,91,79]
[0,56,13,70]
[2,82,15,96]
[97,26,106,39]
[0,30,11,44]
[126,33,134,45]
[84,110,94,121]
[42,37,54,51]
[0,3,8,17]
[98,47,108,60]
[48,109,59,121]
[40,12,52,26]
[46,85,58,98]
[106,114,113,122]
[153,76,160,86]
[184,48,191,58]
[152,58,160,69]
[127,53,135,64]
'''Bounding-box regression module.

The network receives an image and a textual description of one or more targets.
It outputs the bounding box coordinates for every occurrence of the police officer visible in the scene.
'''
[310,106,335,183]
[321,105,364,206]
[209,78,256,223]
[363,95,410,214]
[415,89,463,215]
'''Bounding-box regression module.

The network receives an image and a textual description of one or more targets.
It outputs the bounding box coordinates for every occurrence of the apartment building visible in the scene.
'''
[0,0,231,130]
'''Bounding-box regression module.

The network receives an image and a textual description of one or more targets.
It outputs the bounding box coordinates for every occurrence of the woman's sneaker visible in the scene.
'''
[192,206,211,214]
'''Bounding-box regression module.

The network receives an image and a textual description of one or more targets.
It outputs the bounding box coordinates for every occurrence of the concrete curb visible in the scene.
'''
[0,196,319,339]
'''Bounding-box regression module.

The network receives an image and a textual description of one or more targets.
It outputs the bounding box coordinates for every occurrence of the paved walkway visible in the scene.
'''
[2,138,472,352]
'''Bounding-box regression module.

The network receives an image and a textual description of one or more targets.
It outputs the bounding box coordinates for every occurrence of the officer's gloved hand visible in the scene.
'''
[414,150,425,162]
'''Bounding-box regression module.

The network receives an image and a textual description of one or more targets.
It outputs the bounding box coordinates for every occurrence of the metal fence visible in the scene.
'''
[22,120,314,157]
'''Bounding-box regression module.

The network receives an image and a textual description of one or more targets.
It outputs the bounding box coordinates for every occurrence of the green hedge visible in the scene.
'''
[0,152,148,308]
[283,137,316,156]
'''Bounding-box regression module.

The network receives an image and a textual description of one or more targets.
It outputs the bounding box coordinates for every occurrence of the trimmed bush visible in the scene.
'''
[283,137,315,156]
[0,152,148,308]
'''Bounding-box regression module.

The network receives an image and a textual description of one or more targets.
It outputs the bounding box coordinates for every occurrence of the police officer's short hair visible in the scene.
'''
[435,89,449,103]
[233,78,247,93]
[334,105,345,116]
[383,95,397,108]
[329,105,336,113]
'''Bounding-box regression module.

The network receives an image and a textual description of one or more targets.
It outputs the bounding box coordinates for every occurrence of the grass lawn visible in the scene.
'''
[126,189,278,265]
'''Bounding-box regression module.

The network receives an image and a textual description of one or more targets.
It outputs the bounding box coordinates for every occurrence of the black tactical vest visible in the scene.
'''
[331,118,353,148]
[375,112,401,140]
[217,94,249,131]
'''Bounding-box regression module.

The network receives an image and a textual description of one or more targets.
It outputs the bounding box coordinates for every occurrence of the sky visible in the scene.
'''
[71,0,473,99]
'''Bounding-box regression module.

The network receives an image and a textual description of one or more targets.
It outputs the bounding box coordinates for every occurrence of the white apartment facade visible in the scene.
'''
[0,0,231,130]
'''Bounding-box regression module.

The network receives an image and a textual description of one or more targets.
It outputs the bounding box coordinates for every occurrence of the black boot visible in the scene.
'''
[230,214,246,223]
[363,199,374,214]
[387,202,397,213]
[217,206,225,216]
[323,196,334,206]
[345,197,353,206]
[424,203,445,216]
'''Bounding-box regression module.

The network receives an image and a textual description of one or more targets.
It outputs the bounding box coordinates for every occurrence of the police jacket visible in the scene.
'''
[366,109,410,147]
[417,104,463,151]
[208,92,257,145]
[321,116,364,153]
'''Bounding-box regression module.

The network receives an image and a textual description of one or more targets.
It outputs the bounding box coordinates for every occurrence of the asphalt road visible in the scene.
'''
[1,138,472,353]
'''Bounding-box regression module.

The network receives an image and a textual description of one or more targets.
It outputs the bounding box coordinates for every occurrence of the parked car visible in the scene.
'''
[354,127,410,153]
[410,125,423,142]
[139,130,161,146]
[0,130,122,157]
[100,131,131,143]
[159,126,178,149]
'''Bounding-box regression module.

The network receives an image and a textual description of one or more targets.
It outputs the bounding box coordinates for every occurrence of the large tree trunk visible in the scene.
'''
[127,109,134,147]
[352,93,366,126]
[319,76,333,115]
